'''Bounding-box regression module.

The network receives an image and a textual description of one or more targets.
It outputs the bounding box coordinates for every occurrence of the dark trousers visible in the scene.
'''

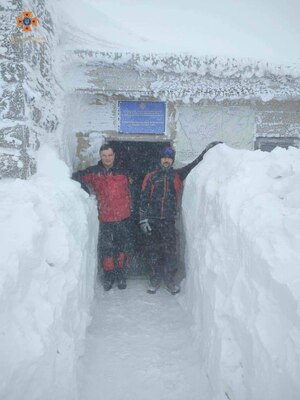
[99,218,130,271]
[144,219,177,281]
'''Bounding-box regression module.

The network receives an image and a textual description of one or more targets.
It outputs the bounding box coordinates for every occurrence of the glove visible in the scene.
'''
[204,141,223,152]
[139,219,152,235]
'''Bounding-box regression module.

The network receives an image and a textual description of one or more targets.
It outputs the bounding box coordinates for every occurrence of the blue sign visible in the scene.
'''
[118,101,166,134]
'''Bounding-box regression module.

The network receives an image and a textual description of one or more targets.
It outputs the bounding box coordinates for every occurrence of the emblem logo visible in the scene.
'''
[16,11,38,32]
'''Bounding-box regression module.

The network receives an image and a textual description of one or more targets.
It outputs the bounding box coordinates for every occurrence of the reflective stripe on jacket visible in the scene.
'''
[140,165,182,220]
[140,151,206,220]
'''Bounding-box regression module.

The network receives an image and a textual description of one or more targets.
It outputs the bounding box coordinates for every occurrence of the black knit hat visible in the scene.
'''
[160,147,175,160]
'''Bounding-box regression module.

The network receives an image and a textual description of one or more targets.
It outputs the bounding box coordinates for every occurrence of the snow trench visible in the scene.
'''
[1,144,300,400]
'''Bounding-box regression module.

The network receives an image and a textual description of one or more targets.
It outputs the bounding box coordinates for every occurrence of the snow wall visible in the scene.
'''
[0,146,98,400]
[183,144,300,400]
[1,143,300,400]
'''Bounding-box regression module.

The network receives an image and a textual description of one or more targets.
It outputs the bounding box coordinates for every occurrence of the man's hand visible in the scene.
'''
[197,141,223,162]
[139,219,152,235]
[205,141,223,152]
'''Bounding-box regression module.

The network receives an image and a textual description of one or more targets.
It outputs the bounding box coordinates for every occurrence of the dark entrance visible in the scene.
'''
[107,140,171,277]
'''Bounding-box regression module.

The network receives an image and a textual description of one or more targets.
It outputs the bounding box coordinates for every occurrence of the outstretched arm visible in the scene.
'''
[72,166,94,194]
[177,141,223,181]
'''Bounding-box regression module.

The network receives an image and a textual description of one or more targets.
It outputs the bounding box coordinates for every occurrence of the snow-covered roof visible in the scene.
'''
[63,51,300,103]
[57,0,300,66]
[55,0,300,102]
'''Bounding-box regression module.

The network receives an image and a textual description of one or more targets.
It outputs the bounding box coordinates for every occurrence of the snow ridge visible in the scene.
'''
[183,144,300,400]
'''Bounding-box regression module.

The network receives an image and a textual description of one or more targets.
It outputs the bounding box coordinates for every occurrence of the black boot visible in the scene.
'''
[164,276,180,295]
[103,270,115,291]
[164,279,180,295]
[147,274,162,294]
[147,264,162,294]
[116,269,127,290]
[164,272,180,295]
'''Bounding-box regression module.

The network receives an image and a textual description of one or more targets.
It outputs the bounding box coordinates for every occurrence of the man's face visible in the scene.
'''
[100,148,115,168]
[160,157,174,169]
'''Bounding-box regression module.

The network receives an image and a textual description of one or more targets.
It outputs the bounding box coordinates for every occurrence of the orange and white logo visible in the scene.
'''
[16,11,38,32]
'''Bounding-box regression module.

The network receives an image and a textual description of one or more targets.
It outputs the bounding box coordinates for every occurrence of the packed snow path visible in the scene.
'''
[77,279,210,400]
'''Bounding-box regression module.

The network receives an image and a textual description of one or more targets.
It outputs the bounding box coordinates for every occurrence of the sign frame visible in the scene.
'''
[118,101,166,135]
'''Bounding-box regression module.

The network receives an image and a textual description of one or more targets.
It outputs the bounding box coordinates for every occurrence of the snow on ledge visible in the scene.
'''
[69,51,300,80]
[62,51,300,102]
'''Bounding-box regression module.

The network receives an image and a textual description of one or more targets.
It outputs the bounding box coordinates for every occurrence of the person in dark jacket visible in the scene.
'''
[139,141,222,294]
[72,144,132,291]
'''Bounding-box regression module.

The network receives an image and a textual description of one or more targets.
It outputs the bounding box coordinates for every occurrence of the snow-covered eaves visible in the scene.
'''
[63,50,300,103]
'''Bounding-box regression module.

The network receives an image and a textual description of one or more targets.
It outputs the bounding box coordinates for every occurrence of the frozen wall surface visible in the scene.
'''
[182,144,300,400]
[0,146,98,400]
[175,104,255,161]
[0,0,64,179]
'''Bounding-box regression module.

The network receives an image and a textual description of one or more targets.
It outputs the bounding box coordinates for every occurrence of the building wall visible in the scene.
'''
[70,93,300,170]
[175,103,255,163]
[0,0,61,179]
[65,60,300,169]
[255,100,300,137]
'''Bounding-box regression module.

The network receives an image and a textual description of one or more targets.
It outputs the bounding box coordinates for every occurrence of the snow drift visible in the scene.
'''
[0,146,98,400]
[1,143,300,400]
[183,144,300,400]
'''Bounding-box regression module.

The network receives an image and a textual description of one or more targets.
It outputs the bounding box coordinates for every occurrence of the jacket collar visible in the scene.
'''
[98,161,116,172]
[158,163,174,174]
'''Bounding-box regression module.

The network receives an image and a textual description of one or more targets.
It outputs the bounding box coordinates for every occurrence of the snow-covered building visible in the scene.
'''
[1,1,300,178]
[1,2,300,400]
[63,50,300,170]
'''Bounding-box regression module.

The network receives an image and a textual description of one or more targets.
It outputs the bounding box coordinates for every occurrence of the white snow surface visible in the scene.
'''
[0,146,98,400]
[1,144,300,399]
[52,0,300,107]
[2,1,300,398]
[183,144,300,400]
[78,281,211,400]
[56,0,300,65]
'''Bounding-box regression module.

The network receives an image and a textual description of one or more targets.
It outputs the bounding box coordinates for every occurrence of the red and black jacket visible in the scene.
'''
[140,152,206,221]
[72,162,131,223]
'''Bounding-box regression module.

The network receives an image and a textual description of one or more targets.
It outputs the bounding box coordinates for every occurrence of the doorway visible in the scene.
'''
[107,140,171,277]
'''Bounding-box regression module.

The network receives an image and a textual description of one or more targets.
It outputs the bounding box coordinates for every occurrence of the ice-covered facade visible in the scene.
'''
[62,50,300,169]
[0,0,63,179]
[1,1,300,177]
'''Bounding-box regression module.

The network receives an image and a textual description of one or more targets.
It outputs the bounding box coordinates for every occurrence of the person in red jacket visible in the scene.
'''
[72,144,132,291]
[139,141,222,295]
